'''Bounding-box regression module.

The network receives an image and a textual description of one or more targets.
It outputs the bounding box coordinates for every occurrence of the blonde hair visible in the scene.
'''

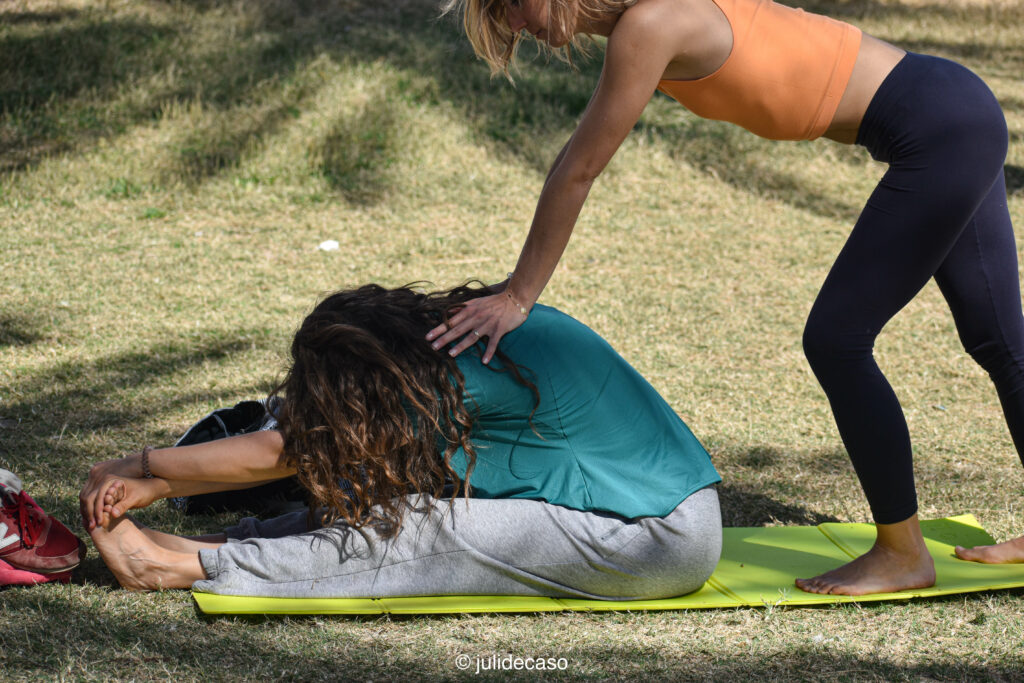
[441,0,638,77]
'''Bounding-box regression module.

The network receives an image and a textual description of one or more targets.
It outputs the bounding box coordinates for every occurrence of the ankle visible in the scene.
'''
[871,539,930,564]
[870,518,931,562]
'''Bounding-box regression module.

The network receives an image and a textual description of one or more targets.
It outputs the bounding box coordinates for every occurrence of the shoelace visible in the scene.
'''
[1,488,43,548]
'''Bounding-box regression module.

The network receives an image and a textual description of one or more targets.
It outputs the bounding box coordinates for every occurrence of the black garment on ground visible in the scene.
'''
[169,399,305,515]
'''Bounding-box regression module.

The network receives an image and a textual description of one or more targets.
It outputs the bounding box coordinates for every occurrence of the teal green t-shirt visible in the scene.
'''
[448,305,720,519]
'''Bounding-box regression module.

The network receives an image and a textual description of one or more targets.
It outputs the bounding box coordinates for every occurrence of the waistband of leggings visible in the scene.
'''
[856,52,934,151]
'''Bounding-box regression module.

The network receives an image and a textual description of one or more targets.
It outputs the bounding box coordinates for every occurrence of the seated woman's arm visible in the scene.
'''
[80,430,296,530]
[144,430,292,483]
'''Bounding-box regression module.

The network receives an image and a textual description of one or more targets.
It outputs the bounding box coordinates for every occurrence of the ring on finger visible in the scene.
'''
[472,330,481,337]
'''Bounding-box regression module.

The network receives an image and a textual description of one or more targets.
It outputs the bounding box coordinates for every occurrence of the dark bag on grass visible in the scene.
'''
[168,399,306,515]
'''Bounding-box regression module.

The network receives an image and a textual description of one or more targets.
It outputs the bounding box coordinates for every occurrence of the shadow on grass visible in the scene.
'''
[0,16,182,170]
[0,331,278,476]
[1001,96,1024,117]
[2,589,1024,680]
[638,115,866,221]
[718,483,841,528]
[169,93,306,185]
[0,0,895,220]
[3,0,1021,219]
[315,97,403,204]
[0,0,595,180]
[1005,164,1024,198]
[0,311,49,347]
[0,7,83,25]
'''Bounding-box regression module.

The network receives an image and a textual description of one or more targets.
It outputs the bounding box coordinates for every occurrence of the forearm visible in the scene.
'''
[133,476,289,501]
[509,165,595,306]
[543,138,572,185]
[423,163,594,363]
[145,430,294,484]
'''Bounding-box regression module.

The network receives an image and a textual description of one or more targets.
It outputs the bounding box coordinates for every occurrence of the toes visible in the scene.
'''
[955,545,985,562]
[795,577,831,595]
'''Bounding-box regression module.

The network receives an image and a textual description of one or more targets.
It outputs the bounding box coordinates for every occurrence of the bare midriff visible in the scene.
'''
[823,34,906,143]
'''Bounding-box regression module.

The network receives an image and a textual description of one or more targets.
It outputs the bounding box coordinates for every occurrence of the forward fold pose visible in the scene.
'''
[430,0,1024,595]
[81,284,722,598]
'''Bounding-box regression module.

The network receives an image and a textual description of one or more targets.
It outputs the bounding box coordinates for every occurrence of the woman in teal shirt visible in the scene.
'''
[80,283,721,598]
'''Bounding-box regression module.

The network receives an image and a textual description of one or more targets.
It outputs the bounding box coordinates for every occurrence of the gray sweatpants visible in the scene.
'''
[193,486,721,600]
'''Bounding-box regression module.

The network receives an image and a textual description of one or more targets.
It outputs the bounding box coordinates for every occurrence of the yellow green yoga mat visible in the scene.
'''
[192,514,1024,615]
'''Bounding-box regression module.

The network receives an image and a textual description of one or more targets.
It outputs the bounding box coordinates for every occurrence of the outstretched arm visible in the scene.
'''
[80,430,294,529]
[426,11,676,363]
[144,430,291,483]
[94,476,286,526]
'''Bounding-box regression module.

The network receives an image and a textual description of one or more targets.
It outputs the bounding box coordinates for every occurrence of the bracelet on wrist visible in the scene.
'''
[506,291,529,316]
[505,272,530,317]
[140,445,154,479]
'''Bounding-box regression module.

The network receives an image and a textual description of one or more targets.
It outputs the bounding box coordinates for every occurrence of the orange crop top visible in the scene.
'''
[656,0,862,141]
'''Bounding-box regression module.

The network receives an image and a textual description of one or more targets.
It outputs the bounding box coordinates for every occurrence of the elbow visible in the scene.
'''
[562,163,601,191]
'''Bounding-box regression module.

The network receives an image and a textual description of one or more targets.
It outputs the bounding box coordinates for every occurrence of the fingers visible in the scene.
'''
[90,479,123,531]
[80,485,100,531]
[93,481,108,531]
[423,293,527,361]
[80,457,141,529]
[103,481,126,519]
[79,495,90,531]
[425,321,449,343]
[426,303,472,344]
[104,480,125,504]
[80,467,100,529]
[80,460,115,530]
[448,328,484,358]
[427,308,473,350]
[482,335,501,365]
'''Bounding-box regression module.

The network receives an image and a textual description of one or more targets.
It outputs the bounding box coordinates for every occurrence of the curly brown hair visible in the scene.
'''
[271,282,536,537]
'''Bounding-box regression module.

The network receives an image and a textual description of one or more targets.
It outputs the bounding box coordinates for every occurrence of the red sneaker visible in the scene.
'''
[0,469,86,574]
[0,557,72,586]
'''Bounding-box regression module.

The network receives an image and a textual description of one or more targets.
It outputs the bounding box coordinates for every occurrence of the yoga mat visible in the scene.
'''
[192,514,1024,615]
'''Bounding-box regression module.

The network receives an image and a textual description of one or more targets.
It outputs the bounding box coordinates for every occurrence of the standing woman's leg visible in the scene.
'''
[933,171,1024,563]
[796,54,1010,594]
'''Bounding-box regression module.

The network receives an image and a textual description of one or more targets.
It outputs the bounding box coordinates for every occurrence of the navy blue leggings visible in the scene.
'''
[803,53,1023,524]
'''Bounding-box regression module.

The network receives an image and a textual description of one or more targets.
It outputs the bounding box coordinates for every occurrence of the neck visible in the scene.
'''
[576,8,624,37]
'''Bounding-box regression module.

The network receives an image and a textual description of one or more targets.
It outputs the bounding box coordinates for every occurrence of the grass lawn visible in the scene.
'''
[2,0,1024,679]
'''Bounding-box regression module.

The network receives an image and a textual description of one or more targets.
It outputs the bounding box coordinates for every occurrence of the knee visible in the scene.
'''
[615,530,720,600]
[802,312,863,373]
[801,319,830,369]
[964,337,1024,382]
[634,488,722,598]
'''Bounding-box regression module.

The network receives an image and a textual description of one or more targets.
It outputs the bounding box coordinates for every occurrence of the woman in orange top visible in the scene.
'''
[429,0,1024,596]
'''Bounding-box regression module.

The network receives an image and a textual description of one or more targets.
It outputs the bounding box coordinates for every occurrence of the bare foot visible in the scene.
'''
[138,526,227,553]
[955,535,1024,564]
[795,516,936,596]
[89,516,204,591]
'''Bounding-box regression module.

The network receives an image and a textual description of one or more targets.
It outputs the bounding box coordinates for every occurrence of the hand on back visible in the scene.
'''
[426,290,528,364]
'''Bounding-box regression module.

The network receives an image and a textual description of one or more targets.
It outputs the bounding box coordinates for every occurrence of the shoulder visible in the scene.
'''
[608,0,680,46]
[473,306,610,371]
[605,0,717,70]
